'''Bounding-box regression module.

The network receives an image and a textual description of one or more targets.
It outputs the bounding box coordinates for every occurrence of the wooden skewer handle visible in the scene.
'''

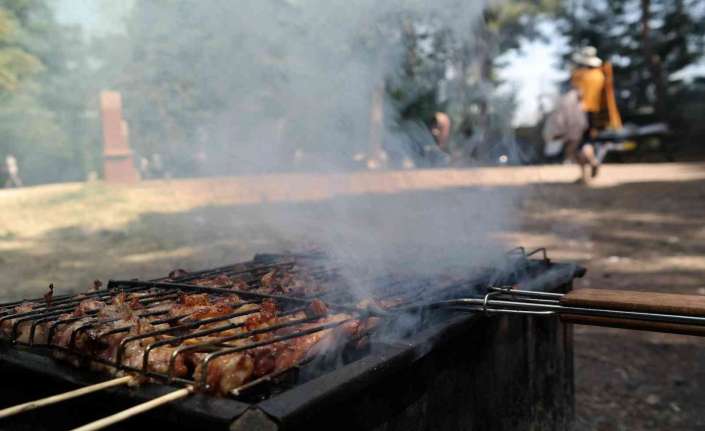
[0,376,133,419]
[560,288,705,317]
[560,288,705,336]
[560,314,705,337]
[69,386,192,431]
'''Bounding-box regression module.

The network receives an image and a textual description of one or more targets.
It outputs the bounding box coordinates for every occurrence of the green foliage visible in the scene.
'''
[0,0,97,185]
[388,0,559,161]
[0,89,72,181]
[0,46,40,91]
[0,1,572,183]
[91,1,257,173]
[558,0,705,120]
[0,5,42,92]
[486,0,561,51]
[91,1,564,170]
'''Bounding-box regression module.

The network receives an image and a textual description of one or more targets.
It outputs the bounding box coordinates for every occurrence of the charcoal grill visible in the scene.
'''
[0,249,583,430]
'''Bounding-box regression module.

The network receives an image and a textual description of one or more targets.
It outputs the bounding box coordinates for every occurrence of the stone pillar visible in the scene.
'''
[101,91,139,183]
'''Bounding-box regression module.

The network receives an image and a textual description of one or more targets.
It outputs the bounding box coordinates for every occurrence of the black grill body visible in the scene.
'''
[0,255,581,431]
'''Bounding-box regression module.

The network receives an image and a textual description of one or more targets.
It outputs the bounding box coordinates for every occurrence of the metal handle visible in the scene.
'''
[394,287,705,337]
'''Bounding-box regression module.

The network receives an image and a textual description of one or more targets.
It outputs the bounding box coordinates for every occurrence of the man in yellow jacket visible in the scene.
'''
[570,47,605,181]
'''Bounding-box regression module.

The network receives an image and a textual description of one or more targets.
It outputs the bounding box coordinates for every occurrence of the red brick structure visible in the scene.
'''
[101,91,139,183]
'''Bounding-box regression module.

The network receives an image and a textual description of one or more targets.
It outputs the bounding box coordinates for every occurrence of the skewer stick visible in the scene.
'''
[0,376,134,419]
[69,386,193,431]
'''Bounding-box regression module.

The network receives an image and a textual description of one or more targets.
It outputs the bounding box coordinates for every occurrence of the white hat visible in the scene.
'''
[580,46,597,57]
[572,46,602,67]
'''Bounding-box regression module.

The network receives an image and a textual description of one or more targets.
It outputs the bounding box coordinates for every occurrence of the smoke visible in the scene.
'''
[262,182,517,297]
[127,0,490,172]
[189,1,513,290]
[115,1,517,297]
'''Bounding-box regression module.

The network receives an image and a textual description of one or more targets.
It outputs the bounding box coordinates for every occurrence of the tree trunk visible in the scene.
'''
[367,83,385,169]
[639,0,667,118]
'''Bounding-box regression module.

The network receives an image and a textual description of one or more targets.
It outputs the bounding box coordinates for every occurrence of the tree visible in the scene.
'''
[91,1,564,174]
[0,2,42,92]
[0,0,97,184]
[388,0,560,163]
[559,0,705,121]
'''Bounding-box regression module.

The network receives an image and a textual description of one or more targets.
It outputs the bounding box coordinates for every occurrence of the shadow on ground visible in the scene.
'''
[515,178,705,292]
[514,178,705,431]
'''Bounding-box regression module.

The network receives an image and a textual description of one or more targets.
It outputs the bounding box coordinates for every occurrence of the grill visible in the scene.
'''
[1,249,584,430]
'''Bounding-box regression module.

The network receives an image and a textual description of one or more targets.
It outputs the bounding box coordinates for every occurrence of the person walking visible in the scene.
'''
[571,46,606,182]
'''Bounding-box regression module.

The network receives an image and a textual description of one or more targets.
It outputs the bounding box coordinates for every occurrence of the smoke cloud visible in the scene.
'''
[190,1,511,288]
[113,0,517,296]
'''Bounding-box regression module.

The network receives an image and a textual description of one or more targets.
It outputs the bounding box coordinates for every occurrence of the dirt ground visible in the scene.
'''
[1,162,705,429]
[503,164,705,430]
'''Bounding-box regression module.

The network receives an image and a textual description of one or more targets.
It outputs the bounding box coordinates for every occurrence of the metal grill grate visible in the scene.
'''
[0,267,373,399]
[0,249,562,403]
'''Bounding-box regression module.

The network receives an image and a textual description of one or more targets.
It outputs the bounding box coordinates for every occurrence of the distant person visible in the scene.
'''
[571,46,605,181]
[426,112,451,166]
[431,112,451,152]
[4,154,22,188]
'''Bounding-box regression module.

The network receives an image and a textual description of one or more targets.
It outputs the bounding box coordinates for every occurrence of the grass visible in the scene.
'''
[0,179,250,299]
